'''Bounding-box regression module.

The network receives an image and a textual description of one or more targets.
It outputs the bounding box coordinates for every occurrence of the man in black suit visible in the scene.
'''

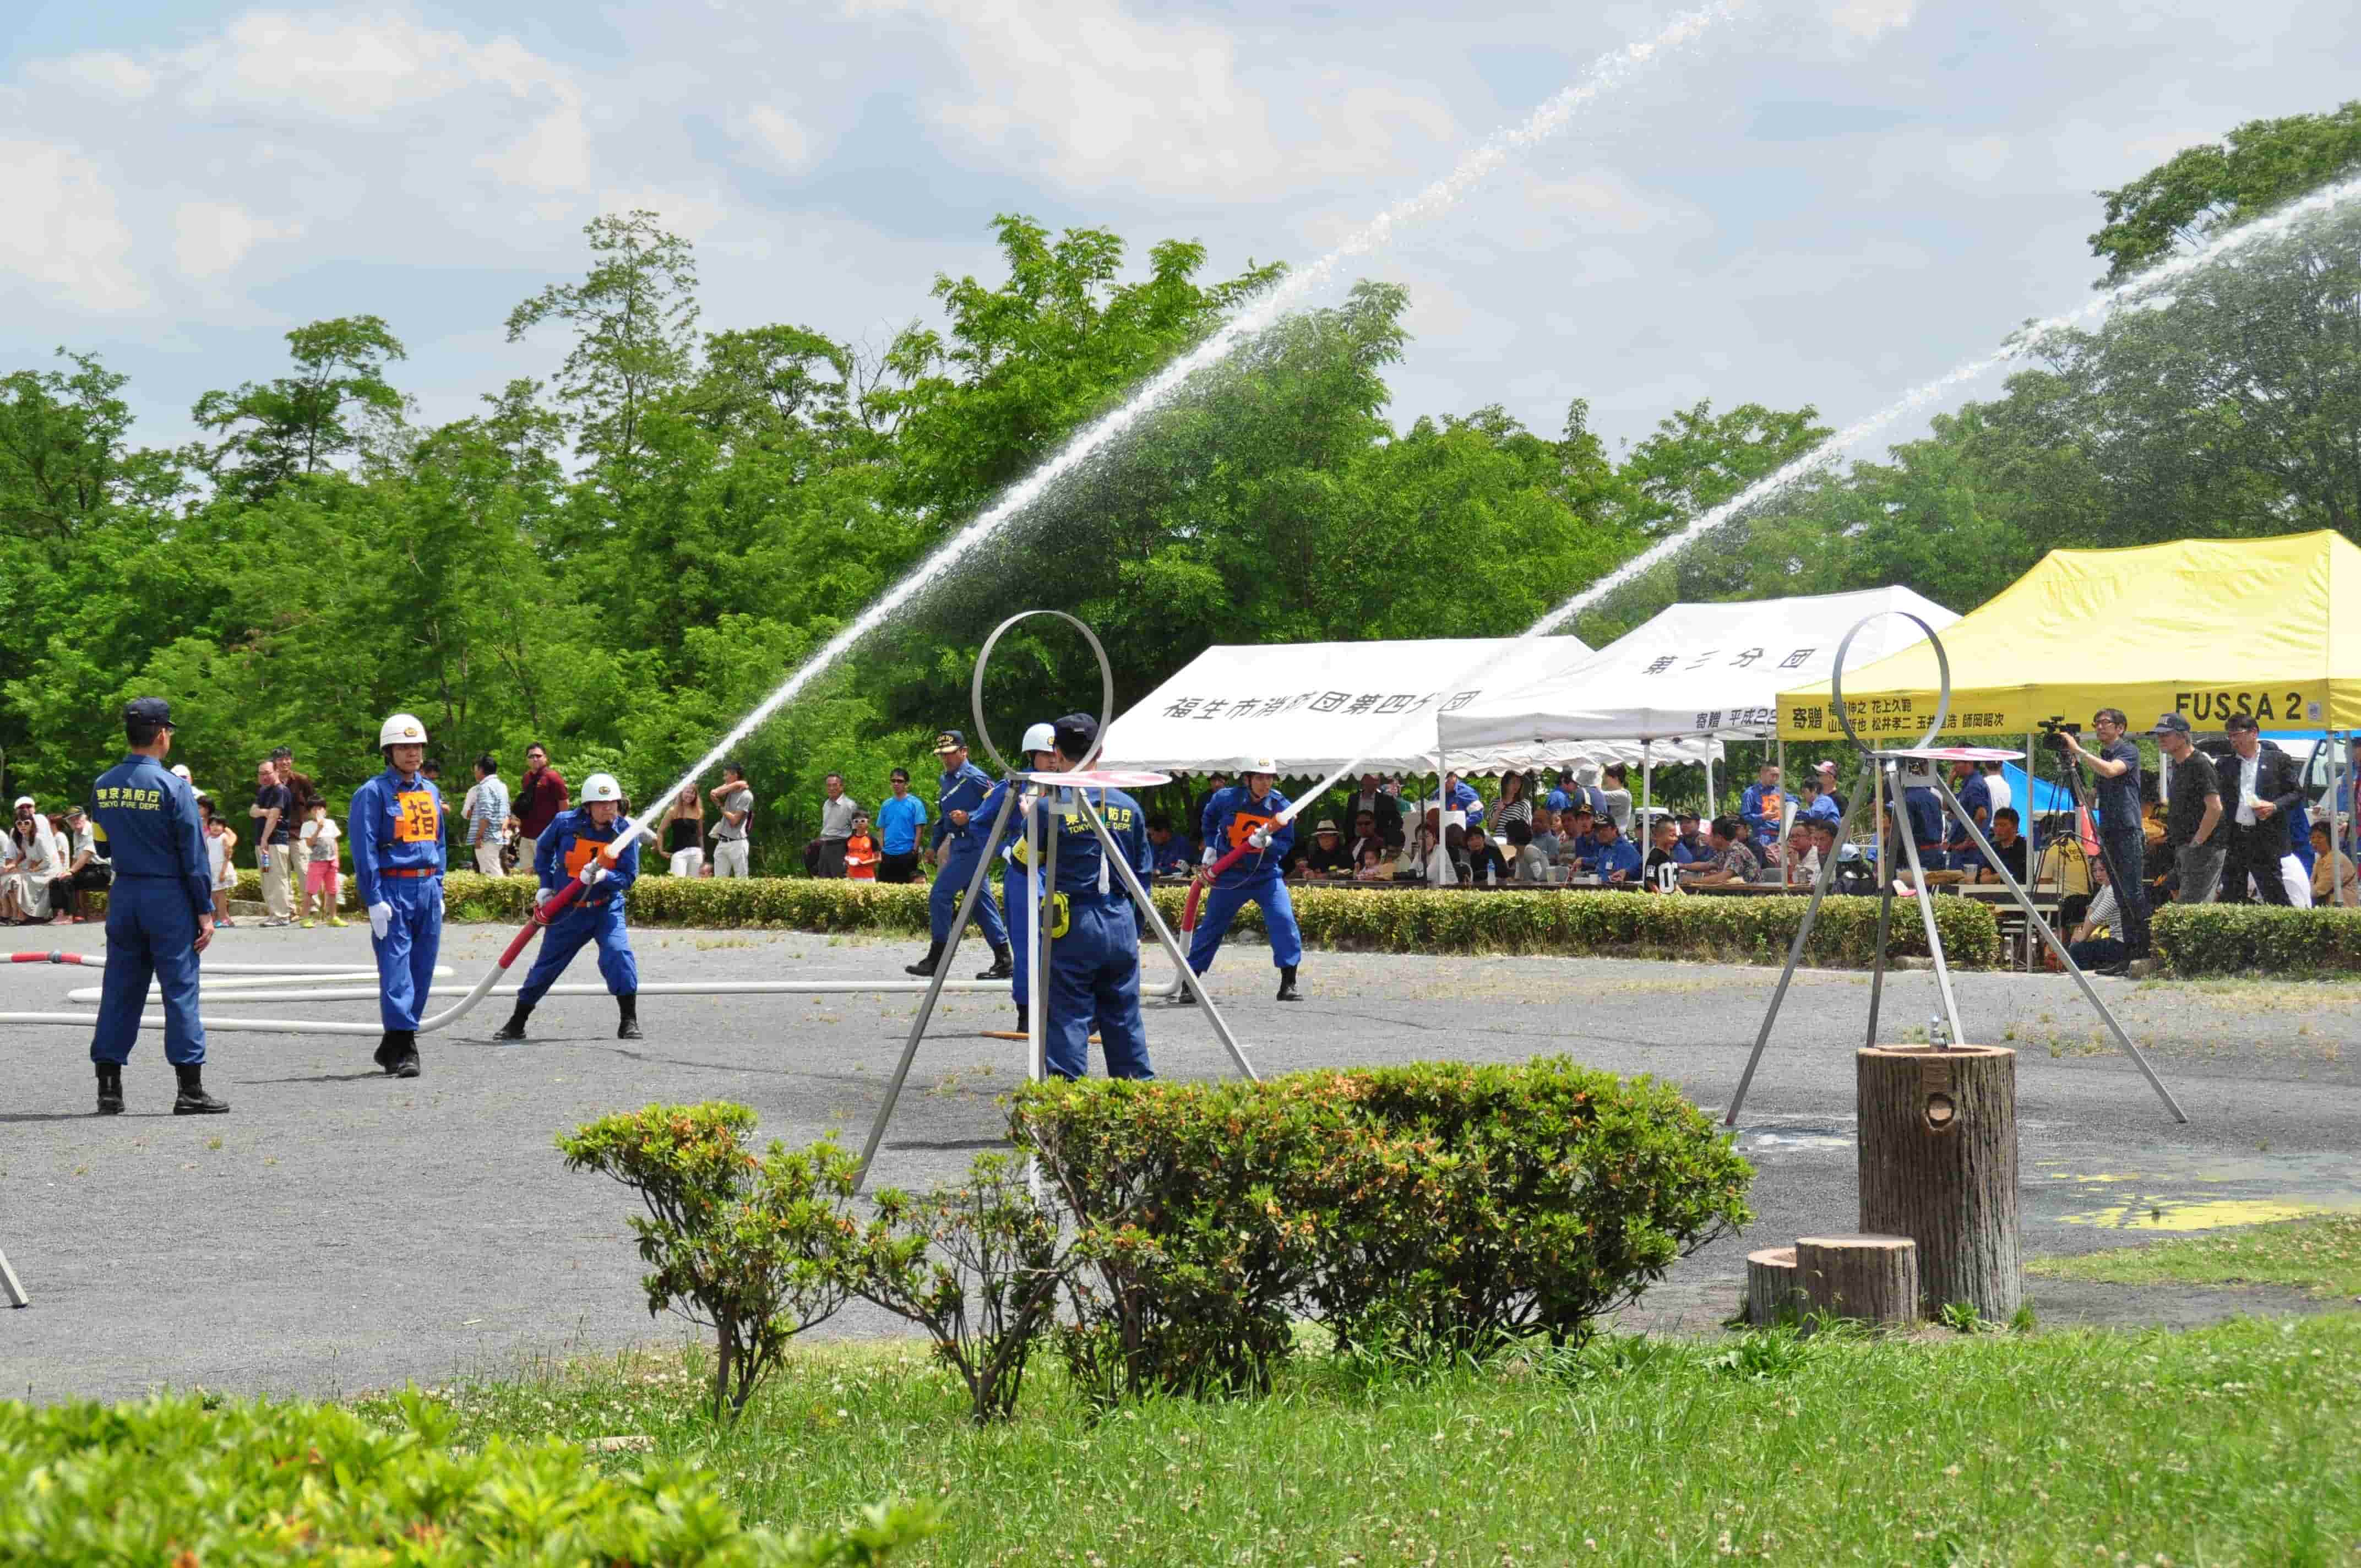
[2216,712,2305,906]
[1343,773,1403,847]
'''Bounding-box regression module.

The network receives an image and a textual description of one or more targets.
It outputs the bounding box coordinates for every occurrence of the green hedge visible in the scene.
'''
[0,1389,930,1565]
[68,870,1999,968]
[2153,903,2361,976]
[1013,1059,1753,1401]
[452,875,1998,968]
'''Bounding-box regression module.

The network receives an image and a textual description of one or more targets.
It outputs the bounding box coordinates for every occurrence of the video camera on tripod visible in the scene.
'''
[2036,715,2082,754]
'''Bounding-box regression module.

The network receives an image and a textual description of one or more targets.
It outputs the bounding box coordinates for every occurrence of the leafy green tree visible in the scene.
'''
[505,210,700,491]
[191,316,408,497]
[2090,101,2361,284]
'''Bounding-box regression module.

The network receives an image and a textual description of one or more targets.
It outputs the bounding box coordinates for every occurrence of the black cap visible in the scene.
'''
[2151,712,2191,736]
[124,696,175,728]
[933,729,966,754]
[1052,712,1098,761]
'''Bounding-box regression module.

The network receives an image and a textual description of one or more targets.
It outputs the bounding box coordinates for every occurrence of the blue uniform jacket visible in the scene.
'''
[1576,836,1642,880]
[349,766,445,907]
[88,753,211,914]
[1903,787,1946,853]
[1445,780,1486,826]
[536,807,642,908]
[1740,782,1787,847]
[981,778,1153,893]
[932,761,997,851]
[1199,785,1296,887]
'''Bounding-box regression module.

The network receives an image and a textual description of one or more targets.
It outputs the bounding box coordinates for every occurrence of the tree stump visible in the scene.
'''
[1857,1044,2022,1321]
[1794,1234,1919,1326]
[1744,1246,1801,1326]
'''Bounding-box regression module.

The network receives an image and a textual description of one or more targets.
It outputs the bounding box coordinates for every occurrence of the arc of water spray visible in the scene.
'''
[605,2,1747,853]
[1273,170,2361,823]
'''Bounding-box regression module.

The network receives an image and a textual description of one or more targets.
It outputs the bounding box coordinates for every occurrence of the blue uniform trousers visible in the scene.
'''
[929,841,1009,950]
[1188,873,1303,973]
[372,876,444,1031]
[1039,896,1151,1080]
[91,879,206,1067]
[516,900,639,1005]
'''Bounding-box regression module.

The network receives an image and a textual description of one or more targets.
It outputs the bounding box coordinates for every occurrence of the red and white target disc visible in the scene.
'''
[1019,769,1172,788]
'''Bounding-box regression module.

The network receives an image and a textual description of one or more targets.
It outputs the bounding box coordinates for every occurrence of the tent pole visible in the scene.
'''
[2335,731,2354,908]
[1642,741,1652,830]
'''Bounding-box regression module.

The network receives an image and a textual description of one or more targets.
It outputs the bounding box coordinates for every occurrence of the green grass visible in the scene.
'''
[355,1316,2361,1565]
[2032,1215,2361,1298]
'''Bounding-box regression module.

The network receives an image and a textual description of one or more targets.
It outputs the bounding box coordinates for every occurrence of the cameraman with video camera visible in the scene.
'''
[2055,707,2148,963]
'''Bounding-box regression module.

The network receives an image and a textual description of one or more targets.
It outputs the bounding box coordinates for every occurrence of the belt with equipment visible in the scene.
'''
[378,866,438,879]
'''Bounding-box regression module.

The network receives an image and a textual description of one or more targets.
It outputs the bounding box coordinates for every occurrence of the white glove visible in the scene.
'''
[1248,827,1272,851]
[535,887,552,910]
[368,902,392,940]
[580,863,608,888]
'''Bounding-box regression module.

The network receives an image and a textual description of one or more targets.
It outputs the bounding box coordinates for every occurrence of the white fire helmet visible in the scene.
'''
[1245,758,1279,776]
[579,772,624,804]
[1019,722,1057,758]
[378,712,428,749]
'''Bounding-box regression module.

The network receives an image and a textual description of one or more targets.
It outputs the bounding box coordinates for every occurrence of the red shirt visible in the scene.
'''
[519,766,569,842]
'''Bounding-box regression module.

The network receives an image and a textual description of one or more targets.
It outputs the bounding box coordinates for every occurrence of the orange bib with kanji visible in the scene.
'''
[1225,811,1277,852]
[394,790,439,845]
[564,837,603,879]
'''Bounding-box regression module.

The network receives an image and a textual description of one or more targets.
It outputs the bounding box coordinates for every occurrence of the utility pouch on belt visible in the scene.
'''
[1049,892,1071,939]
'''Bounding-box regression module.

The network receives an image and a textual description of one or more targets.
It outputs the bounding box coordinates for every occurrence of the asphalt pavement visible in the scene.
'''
[5,921,2358,1401]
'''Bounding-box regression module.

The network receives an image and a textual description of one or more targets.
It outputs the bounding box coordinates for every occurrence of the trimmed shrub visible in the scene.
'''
[2153,903,2361,975]
[1012,1060,1753,1401]
[847,1153,1073,1424]
[0,1389,932,1564]
[1306,1060,1755,1353]
[558,1105,860,1420]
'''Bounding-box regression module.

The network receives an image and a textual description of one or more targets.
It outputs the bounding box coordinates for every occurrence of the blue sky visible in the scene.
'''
[3,0,2356,461]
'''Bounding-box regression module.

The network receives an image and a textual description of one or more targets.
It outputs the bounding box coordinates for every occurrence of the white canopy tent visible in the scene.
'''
[1098,635,1716,778]
[1435,586,1961,816]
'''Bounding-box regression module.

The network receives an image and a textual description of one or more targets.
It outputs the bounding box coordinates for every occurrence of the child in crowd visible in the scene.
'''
[1353,841,1392,881]
[2312,821,2358,907]
[1464,825,1508,882]
[1506,819,1551,883]
[501,814,524,875]
[843,813,880,881]
[202,796,240,927]
[298,799,346,928]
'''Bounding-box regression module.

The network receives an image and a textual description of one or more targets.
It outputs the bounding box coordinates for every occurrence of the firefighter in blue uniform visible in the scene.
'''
[85,696,229,1115]
[1187,760,1305,1001]
[906,728,1015,980]
[493,771,643,1041]
[348,711,444,1079]
[984,714,1153,1079]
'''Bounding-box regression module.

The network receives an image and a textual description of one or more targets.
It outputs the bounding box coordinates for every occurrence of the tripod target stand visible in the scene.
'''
[1724,611,2189,1126]
[852,610,1259,1190]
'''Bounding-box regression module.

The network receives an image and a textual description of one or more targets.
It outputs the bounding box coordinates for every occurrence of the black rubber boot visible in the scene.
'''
[1276,965,1303,1002]
[388,1030,421,1079]
[172,1063,230,1115]
[904,941,943,978]
[372,1032,400,1071]
[976,945,1014,981]
[95,1062,124,1115]
[1174,981,1200,1005]
[1014,1003,1028,1033]
[492,1003,533,1042]
[616,994,642,1041]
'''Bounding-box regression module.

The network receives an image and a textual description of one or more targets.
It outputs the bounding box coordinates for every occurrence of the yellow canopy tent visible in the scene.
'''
[1775,531,2361,743]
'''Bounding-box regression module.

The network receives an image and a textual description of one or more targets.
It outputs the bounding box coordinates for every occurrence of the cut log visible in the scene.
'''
[1795,1233,1919,1326]
[1857,1044,2022,1321]
[1744,1246,1801,1326]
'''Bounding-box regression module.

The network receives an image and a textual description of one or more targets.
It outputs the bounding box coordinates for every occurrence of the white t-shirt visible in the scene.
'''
[206,829,234,888]
[1984,773,2012,817]
[302,816,341,862]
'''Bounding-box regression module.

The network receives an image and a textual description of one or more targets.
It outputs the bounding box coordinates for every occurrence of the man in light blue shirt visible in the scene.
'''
[467,755,510,876]
[875,766,929,883]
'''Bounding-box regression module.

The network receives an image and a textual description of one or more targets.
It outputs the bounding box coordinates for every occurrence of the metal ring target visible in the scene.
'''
[970,611,1116,775]
[1829,611,1951,757]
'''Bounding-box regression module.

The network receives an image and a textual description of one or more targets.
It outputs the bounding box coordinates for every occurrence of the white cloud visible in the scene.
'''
[1829,0,1916,42]
[480,102,594,192]
[593,188,732,242]
[1946,135,2012,183]
[172,200,304,279]
[738,104,813,172]
[0,138,149,311]
[29,51,157,100]
[1526,170,1701,236]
